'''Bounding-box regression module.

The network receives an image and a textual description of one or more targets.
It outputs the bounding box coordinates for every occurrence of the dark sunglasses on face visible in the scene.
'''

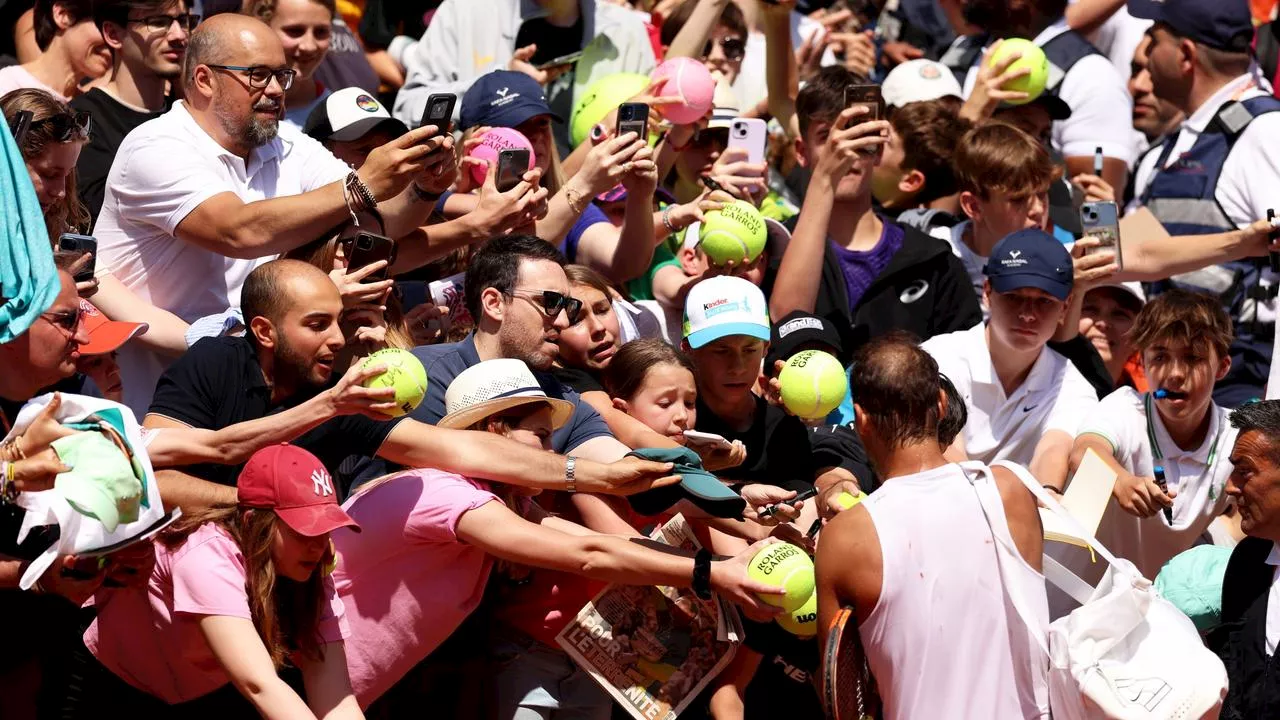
[508,289,583,325]
[691,127,729,149]
[33,111,92,142]
[133,13,201,31]
[42,308,83,335]
[206,64,297,90]
[704,36,746,62]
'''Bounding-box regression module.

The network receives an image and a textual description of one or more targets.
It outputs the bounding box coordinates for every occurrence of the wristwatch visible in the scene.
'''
[692,549,713,600]
[565,455,577,494]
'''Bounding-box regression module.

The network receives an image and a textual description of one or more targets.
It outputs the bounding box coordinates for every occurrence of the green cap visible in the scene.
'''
[52,432,142,532]
[1154,544,1231,631]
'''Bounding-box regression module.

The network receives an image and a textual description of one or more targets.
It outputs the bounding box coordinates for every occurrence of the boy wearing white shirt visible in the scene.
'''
[1069,289,1235,579]
[923,228,1097,491]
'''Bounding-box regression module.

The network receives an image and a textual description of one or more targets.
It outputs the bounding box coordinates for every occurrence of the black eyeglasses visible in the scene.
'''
[704,36,746,62]
[206,64,296,90]
[507,290,583,325]
[41,308,83,335]
[32,111,91,142]
[133,13,200,31]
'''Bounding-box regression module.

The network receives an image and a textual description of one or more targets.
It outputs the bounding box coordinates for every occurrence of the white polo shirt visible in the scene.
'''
[95,101,351,413]
[961,19,1136,167]
[922,323,1097,467]
[1075,387,1234,580]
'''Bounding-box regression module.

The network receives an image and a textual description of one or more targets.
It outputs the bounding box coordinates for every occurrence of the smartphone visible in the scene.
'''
[395,280,429,311]
[419,93,456,140]
[1080,201,1123,270]
[346,231,396,282]
[535,51,584,71]
[682,430,732,451]
[8,109,32,146]
[727,118,767,165]
[844,84,883,125]
[59,233,97,283]
[495,148,530,193]
[616,102,649,140]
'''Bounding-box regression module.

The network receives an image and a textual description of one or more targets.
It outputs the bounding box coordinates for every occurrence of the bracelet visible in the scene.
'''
[565,455,577,494]
[341,179,360,227]
[661,204,678,234]
[2,436,26,461]
[565,187,585,217]
[692,549,712,600]
[346,171,377,211]
[411,182,443,205]
[1042,484,1062,495]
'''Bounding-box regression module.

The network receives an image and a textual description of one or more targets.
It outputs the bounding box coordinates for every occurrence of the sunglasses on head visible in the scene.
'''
[508,289,583,324]
[704,36,746,62]
[33,111,91,142]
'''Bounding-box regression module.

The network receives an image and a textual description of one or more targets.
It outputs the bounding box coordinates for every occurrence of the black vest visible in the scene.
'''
[1211,536,1280,718]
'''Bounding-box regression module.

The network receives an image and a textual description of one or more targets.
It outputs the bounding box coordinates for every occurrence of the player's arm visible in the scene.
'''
[814,504,881,635]
[989,465,1044,570]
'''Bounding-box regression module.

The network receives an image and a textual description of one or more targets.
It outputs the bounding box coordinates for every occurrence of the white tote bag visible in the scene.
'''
[973,461,1228,720]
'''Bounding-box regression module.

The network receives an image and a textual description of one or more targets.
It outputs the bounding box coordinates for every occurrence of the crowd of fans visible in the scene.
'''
[5,0,1280,717]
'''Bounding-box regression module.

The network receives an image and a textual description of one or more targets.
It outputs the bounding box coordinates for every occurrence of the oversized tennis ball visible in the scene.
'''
[698,200,767,267]
[748,542,815,612]
[360,348,428,417]
[570,72,651,147]
[778,350,848,419]
[649,57,716,125]
[776,590,818,637]
[986,38,1049,105]
[467,127,536,186]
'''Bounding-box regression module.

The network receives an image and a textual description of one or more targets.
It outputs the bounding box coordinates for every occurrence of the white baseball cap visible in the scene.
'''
[881,59,963,109]
[683,276,770,349]
[1088,281,1147,307]
[439,358,575,431]
[304,87,409,143]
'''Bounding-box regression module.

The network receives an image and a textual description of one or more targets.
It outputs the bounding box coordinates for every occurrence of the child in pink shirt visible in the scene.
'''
[74,444,364,720]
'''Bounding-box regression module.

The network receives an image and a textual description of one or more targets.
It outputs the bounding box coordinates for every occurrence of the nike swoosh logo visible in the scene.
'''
[1022,404,1039,413]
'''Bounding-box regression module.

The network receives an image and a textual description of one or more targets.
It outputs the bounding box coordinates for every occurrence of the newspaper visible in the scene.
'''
[556,515,743,720]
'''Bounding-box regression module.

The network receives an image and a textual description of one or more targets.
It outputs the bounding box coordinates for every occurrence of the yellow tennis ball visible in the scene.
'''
[776,590,818,637]
[778,350,848,419]
[698,200,767,267]
[360,348,428,417]
[986,38,1049,105]
[748,542,815,612]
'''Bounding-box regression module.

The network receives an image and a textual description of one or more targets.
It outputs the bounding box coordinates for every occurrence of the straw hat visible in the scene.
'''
[438,358,575,431]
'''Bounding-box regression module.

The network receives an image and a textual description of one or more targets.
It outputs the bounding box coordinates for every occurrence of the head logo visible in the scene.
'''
[920,64,941,80]
[1009,250,1022,259]
[312,469,334,497]
[899,280,929,304]
[354,94,379,112]
[496,87,510,98]
[779,317,824,337]
[491,87,520,108]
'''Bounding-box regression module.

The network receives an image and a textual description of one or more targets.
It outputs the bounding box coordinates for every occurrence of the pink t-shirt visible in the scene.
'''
[0,65,67,101]
[84,522,349,704]
[333,469,498,708]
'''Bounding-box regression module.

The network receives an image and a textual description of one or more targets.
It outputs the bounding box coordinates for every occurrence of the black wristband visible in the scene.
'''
[692,548,713,600]
[411,182,442,204]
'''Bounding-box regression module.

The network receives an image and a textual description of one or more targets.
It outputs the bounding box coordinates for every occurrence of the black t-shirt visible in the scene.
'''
[694,396,872,492]
[147,337,404,491]
[70,88,164,227]
[549,366,604,395]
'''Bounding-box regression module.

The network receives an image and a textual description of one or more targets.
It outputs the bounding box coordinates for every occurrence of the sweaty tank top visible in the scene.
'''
[858,463,1049,719]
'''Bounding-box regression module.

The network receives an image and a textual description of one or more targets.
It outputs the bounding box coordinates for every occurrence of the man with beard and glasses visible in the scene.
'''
[73,0,196,224]
[143,259,680,510]
[94,13,460,416]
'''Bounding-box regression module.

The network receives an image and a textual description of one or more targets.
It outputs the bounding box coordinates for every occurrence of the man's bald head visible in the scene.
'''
[241,259,337,333]
[184,13,282,87]
[851,332,946,450]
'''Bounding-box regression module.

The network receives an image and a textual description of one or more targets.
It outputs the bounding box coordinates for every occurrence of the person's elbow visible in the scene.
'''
[575,536,623,577]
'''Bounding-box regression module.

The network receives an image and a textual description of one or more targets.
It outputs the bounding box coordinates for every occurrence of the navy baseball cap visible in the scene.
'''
[983,229,1074,301]
[459,70,563,131]
[1128,0,1254,52]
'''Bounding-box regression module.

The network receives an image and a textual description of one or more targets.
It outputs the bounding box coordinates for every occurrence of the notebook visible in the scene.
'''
[1040,448,1118,549]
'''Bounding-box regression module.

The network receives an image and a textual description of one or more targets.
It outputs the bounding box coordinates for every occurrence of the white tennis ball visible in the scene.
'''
[778,350,848,419]
[360,348,428,417]
[698,200,767,267]
[748,542,815,612]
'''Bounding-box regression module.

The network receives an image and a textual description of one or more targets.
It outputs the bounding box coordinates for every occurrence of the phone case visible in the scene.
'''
[727,118,768,165]
[1080,201,1123,269]
[844,85,883,122]
[348,233,396,281]
[421,94,456,139]
[496,150,530,192]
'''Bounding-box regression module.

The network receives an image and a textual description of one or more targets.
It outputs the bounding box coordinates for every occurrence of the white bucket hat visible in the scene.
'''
[439,358,575,431]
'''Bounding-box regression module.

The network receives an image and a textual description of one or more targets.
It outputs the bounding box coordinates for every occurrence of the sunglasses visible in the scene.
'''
[33,111,92,142]
[133,13,201,31]
[42,308,83,335]
[508,289,583,325]
[691,127,729,148]
[704,36,746,62]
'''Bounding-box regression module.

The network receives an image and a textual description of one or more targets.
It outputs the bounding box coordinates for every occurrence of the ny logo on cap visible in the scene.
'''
[312,469,334,497]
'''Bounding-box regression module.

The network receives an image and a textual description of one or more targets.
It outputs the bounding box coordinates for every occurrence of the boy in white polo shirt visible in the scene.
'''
[1069,289,1236,580]
[922,228,1097,489]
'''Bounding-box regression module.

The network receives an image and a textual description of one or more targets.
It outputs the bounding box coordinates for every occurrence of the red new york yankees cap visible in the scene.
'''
[238,444,361,536]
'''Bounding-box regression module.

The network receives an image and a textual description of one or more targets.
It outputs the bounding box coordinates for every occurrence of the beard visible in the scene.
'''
[275,334,326,391]
[499,325,557,371]
[215,96,281,148]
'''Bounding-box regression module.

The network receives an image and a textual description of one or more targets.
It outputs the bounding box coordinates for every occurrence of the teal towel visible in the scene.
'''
[0,114,59,342]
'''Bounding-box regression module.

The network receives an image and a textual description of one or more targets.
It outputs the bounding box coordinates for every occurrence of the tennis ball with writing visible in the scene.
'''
[778,350,848,419]
[776,590,818,637]
[748,542,815,612]
[360,348,428,418]
[570,72,651,147]
[467,127,536,186]
[986,38,1048,105]
[698,200,767,267]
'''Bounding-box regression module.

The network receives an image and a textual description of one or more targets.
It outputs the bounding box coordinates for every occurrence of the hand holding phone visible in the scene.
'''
[682,430,732,451]
[1080,201,1123,270]
[420,93,456,141]
[616,102,649,141]
[346,232,396,282]
[58,233,97,283]
[495,149,531,192]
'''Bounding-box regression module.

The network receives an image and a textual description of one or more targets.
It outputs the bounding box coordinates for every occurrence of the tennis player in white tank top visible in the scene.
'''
[816,336,1050,719]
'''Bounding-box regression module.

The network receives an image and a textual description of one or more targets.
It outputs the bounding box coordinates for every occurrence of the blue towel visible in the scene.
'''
[0,115,58,342]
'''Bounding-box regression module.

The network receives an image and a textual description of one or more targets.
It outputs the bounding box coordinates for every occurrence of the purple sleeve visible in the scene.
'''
[562,204,611,262]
